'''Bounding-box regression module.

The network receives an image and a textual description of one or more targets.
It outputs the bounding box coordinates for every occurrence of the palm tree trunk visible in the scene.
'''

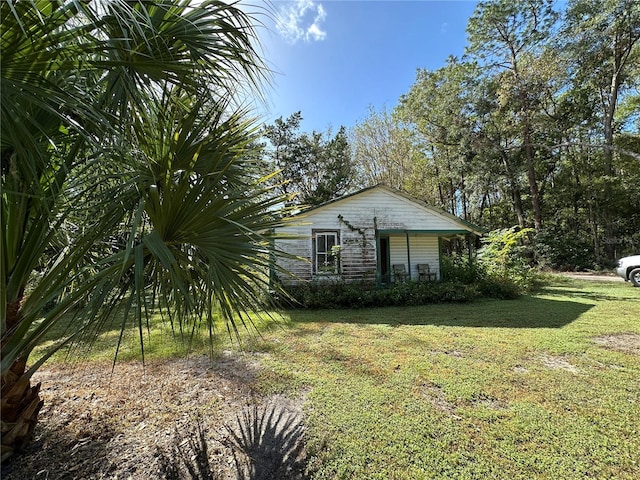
[1,299,44,462]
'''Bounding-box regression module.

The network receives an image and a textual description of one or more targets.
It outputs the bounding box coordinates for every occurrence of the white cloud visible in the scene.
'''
[275,0,327,43]
[307,21,326,41]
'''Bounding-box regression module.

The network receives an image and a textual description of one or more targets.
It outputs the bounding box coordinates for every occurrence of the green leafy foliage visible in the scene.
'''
[276,245,537,310]
[440,254,482,284]
[276,276,528,309]
[533,226,596,271]
[278,280,479,309]
[262,112,354,206]
[1,0,288,368]
[351,106,423,192]
[360,0,640,268]
[478,227,538,292]
[1,0,289,459]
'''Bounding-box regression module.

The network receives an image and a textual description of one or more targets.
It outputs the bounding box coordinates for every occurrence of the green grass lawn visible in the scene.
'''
[251,278,639,479]
[34,277,640,479]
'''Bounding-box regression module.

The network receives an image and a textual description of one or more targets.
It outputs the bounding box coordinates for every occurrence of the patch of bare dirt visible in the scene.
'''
[2,352,306,480]
[415,381,457,415]
[556,272,624,282]
[593,333,640,356]
[540,354,579,373]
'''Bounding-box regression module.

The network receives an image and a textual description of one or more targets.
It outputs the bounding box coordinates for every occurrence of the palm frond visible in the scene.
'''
[2,0,277,370]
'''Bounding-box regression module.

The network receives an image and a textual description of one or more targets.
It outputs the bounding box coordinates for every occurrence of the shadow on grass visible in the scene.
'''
[537,285,639,302]
[2,423,115,480]
[33,308,282,364]
[157,401,307,480]
[286,295,595,329]
[227,401,306,480]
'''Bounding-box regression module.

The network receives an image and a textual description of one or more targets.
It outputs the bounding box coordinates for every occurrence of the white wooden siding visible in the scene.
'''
[388,235,439,281]
[408,235,440,279]
[389,236,407,281]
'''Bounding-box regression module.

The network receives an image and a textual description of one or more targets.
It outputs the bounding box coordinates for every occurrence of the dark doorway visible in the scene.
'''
[379,237,390,284]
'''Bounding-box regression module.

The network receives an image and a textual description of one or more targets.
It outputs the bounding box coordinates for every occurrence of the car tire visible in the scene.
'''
[630,268,640,287]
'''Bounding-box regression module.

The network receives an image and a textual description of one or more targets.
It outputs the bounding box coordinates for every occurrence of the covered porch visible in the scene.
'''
[375,229,474,286]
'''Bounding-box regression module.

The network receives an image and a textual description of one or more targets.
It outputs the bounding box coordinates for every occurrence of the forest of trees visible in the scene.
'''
[262,112,354,206]
[347,0,640,269]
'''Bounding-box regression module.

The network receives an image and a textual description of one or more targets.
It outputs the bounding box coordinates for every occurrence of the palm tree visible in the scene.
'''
[1,0,290,461]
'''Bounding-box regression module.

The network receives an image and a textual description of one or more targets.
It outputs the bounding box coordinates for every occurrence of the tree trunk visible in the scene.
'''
[600,60,621,260]
[509,47,543,231]
[461,171,468,221]
[501,151,525,228]
[520,100,543,231]
[588,201,601,265]
[524,137,543,231]
[1,299,44,462]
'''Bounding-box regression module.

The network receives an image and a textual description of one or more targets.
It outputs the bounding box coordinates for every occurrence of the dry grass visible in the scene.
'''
[3,353,305,480]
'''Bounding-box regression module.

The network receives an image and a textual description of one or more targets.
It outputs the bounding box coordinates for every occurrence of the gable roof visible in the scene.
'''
[295,184,485,235]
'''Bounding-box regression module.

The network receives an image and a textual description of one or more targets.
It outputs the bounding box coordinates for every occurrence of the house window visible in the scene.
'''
[314,230,340,274]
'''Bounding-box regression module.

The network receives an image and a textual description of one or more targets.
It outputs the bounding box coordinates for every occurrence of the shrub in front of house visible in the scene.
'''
[276,281,375,309]
[474,275,523,299]
[440,254,482,284]
[278,280,482,309]
[476,228,539,293]
[274,241,536,309]
[442,253,525,300]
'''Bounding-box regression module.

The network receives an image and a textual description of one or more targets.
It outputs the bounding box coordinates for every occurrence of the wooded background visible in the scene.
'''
[263,0,639,269]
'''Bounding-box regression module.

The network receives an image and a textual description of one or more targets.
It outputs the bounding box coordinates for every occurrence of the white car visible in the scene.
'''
[616,255,640,287]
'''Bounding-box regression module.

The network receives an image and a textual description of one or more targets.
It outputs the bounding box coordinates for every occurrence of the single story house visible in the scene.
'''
[273,185,484,285]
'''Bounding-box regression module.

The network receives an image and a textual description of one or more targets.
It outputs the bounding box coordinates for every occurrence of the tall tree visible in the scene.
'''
[562,0,640,257]
[1,0,288,460]
[262,113,354,206]
[398,59,484,220]
[393,0,639,264]
[350,106,422,193]
[466,0,559,230]
[467,72,529,228]
[303,126,353,205]
[261,111,305,200]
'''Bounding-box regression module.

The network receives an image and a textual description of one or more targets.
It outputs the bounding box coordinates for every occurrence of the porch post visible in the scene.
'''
[375,231,381,288]
[438,237,443,281]
[405,230,411,281]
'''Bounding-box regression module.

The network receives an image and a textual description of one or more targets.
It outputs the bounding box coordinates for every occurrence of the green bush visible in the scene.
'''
[273,242,536,310]
[441,252,526,300]
[440,254,483,284]
[478,227,538,292]
[278,280,482,309]
[533,227,595,271]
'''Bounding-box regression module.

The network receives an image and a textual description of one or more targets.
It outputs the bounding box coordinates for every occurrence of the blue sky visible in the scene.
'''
[249,0,479,133]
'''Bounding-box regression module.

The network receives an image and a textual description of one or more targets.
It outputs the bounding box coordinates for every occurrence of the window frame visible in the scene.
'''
[312,230,341,275]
